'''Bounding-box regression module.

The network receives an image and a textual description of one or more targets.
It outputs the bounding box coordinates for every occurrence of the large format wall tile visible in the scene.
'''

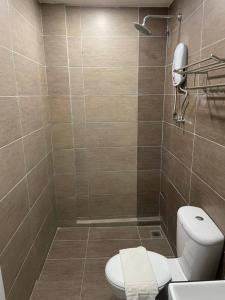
[193,136,225,200]
[0,1,55,298]
[0,140,25,200]
[43,5,164,223]
[86,96,137,122]
[162,0,225,277]
[0,48,17,96]
[84,67,138,96]
[81,7,138,36]
[202,0,225,48]
[42,4,66,35]
[0,98,21,148]
[82,37,138,67]
[0,0,11,49]
[138,67,165,94]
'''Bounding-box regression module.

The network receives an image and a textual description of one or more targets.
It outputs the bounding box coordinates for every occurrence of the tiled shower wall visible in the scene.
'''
[42,5,167,225]
[0,0,56,299]
[161,0,225,275]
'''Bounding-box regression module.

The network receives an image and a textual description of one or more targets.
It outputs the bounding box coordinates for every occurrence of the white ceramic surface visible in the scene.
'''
[168,280,225,300]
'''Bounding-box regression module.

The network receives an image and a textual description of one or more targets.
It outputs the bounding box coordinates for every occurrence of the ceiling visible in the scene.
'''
[39,0,174,7]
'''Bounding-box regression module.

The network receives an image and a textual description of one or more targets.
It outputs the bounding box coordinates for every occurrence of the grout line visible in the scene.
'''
[7,208,53,298]
[80,227,90,300]
[35,224,58,281]
[64,3,77,220]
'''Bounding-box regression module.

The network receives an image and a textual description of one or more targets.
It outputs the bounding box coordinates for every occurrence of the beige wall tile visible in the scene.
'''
[68,37,82,67]
[42,4,66,35]
[89,194,137,218]
[75,149,88,173]
[137,147,161,170]
[90,171,137,195]
[19,97,43,135]
[44,36,68,67]
[76,173,89,196]
[0,48,16,96]
[138,95,163,121]
[162,148,190,200]
[180,6,202,55]
[39,66,48,96]
[0,215,33,295]
[73,123,86,148]
[0,180,28,254]
[138,122,162,146]
[9,0,42,30]
[137,192,159,217]
[84,67,138,96]
[87,147,137,171]
[85,96,137,122]
[79,122,137,147]
[54,174,75,198]
[47,67,69,96]
[193,136,225,200]
[81,7,138,36]
[0,98,21,147]
[27,158,49,206]
[190,174,225,235]
[202,0,225,48]
[83,37,138,67]
[66,6,81,36]
[138,67,164,95]
[52,123,73,149]
[69,67,84,95]
[11,6,40,63]
[195,92,225,147]
[50,96,71,123]
[53,149,74,174]
[137,170,160,193]
[23,129,47,172]
[0,0,11,49]
[56,196,76,220]
[29,184,52,238]
[71,96,85,124]
[163,123,193,168]
[139,37,166,66]
[14,54,41,96]
[0,140,25,200]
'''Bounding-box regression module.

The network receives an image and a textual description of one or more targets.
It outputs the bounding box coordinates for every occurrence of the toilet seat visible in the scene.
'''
[105,251,172,291]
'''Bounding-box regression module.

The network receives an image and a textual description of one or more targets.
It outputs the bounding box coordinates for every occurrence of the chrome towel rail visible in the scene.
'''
[174,53,225,91]
[174,54,225,75]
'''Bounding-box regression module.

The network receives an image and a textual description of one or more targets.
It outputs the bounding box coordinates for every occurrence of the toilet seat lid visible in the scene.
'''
[105,251,171,290]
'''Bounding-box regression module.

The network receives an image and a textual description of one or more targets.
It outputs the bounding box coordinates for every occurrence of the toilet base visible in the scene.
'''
[109,282,169,300]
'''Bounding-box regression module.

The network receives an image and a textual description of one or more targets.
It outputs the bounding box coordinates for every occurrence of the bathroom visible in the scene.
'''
[0,0,225,299]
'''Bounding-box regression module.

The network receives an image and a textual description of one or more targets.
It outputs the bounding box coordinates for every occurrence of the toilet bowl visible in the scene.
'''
[105,251,172,300]
[105,206,224,300]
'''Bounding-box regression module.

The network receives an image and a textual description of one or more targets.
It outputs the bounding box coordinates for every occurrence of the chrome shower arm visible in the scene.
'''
[143,14,182,24]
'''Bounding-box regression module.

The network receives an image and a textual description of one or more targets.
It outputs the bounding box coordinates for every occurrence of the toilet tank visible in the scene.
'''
[177,206,224,281]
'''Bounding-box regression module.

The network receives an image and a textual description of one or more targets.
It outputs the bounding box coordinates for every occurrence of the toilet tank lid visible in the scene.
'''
[178,206,224,246]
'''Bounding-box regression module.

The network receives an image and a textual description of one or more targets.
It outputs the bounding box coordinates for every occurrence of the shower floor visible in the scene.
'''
[30,226,174,300]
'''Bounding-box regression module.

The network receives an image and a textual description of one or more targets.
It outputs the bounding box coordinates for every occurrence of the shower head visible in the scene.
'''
[134,22,151,35]
[134,14,182,35]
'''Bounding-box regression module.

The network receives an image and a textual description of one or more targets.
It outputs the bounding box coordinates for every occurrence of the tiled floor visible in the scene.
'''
[30,226,174,300]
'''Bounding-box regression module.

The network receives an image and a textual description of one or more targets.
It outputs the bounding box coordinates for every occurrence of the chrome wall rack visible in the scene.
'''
[174,54,225,91]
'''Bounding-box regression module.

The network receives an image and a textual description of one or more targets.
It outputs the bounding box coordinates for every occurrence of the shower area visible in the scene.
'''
[45,5,168,226]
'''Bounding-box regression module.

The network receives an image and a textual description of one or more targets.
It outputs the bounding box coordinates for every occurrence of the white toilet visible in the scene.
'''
[105,206,224,299]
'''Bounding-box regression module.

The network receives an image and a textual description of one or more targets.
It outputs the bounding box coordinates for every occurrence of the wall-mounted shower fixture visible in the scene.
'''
[134,13,182,35]
[172,43,188,124]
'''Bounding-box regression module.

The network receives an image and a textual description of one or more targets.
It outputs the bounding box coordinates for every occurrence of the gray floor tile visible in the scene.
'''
[89,226,139,240]
[55,227,89,241]
[48,240,87,259]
